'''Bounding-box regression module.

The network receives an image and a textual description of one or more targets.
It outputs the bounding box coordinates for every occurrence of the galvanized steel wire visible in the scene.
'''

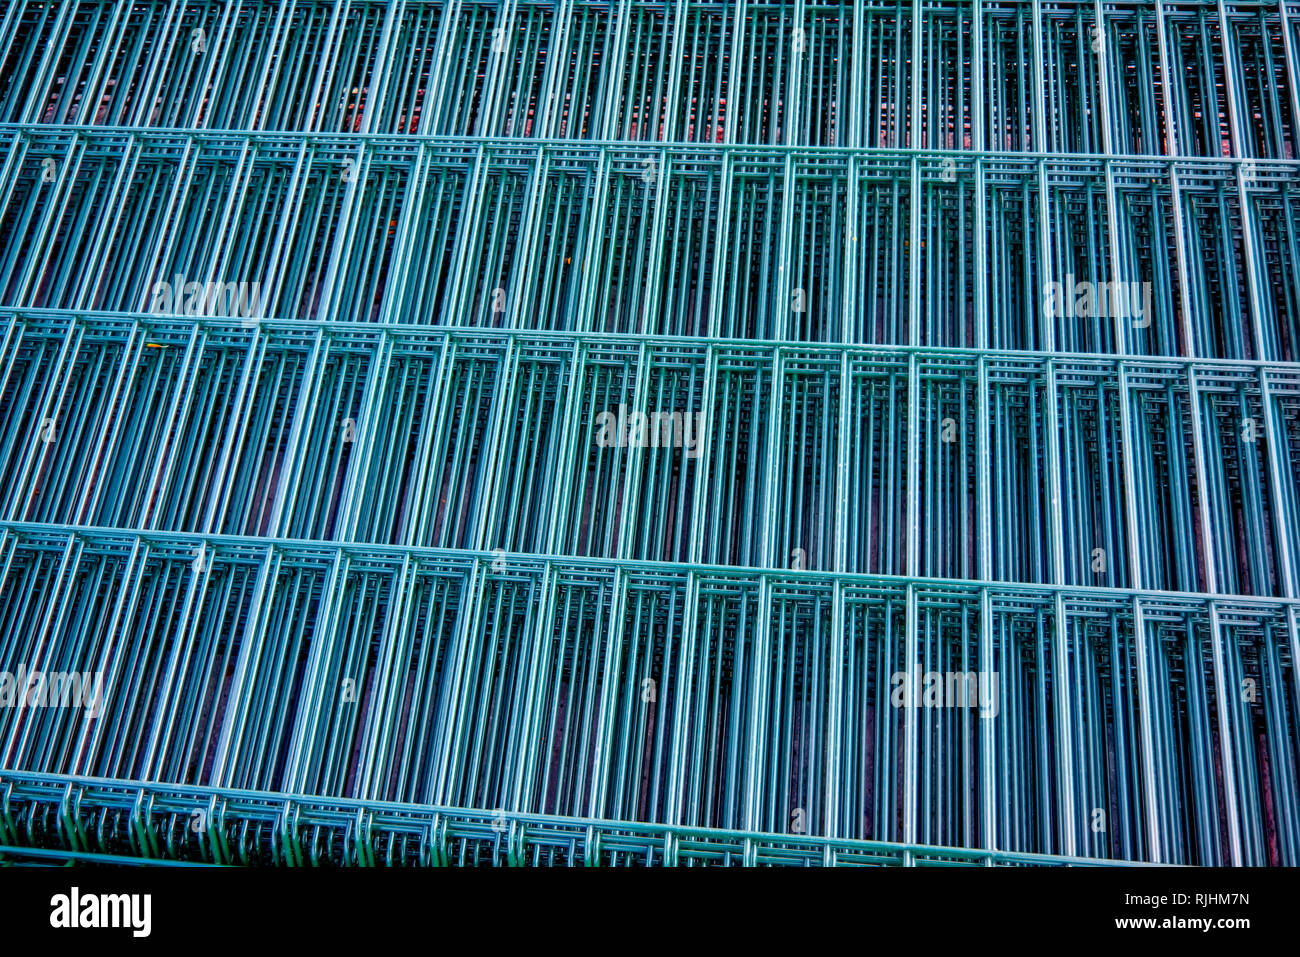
[0,0,1297,866]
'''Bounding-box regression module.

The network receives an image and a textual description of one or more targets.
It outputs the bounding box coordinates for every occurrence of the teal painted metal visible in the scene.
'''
[0,769,1162,866]
[0,0,1297,867]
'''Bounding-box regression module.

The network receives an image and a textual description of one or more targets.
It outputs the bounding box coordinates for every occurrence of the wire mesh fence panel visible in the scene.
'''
[0,0,1298,867]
